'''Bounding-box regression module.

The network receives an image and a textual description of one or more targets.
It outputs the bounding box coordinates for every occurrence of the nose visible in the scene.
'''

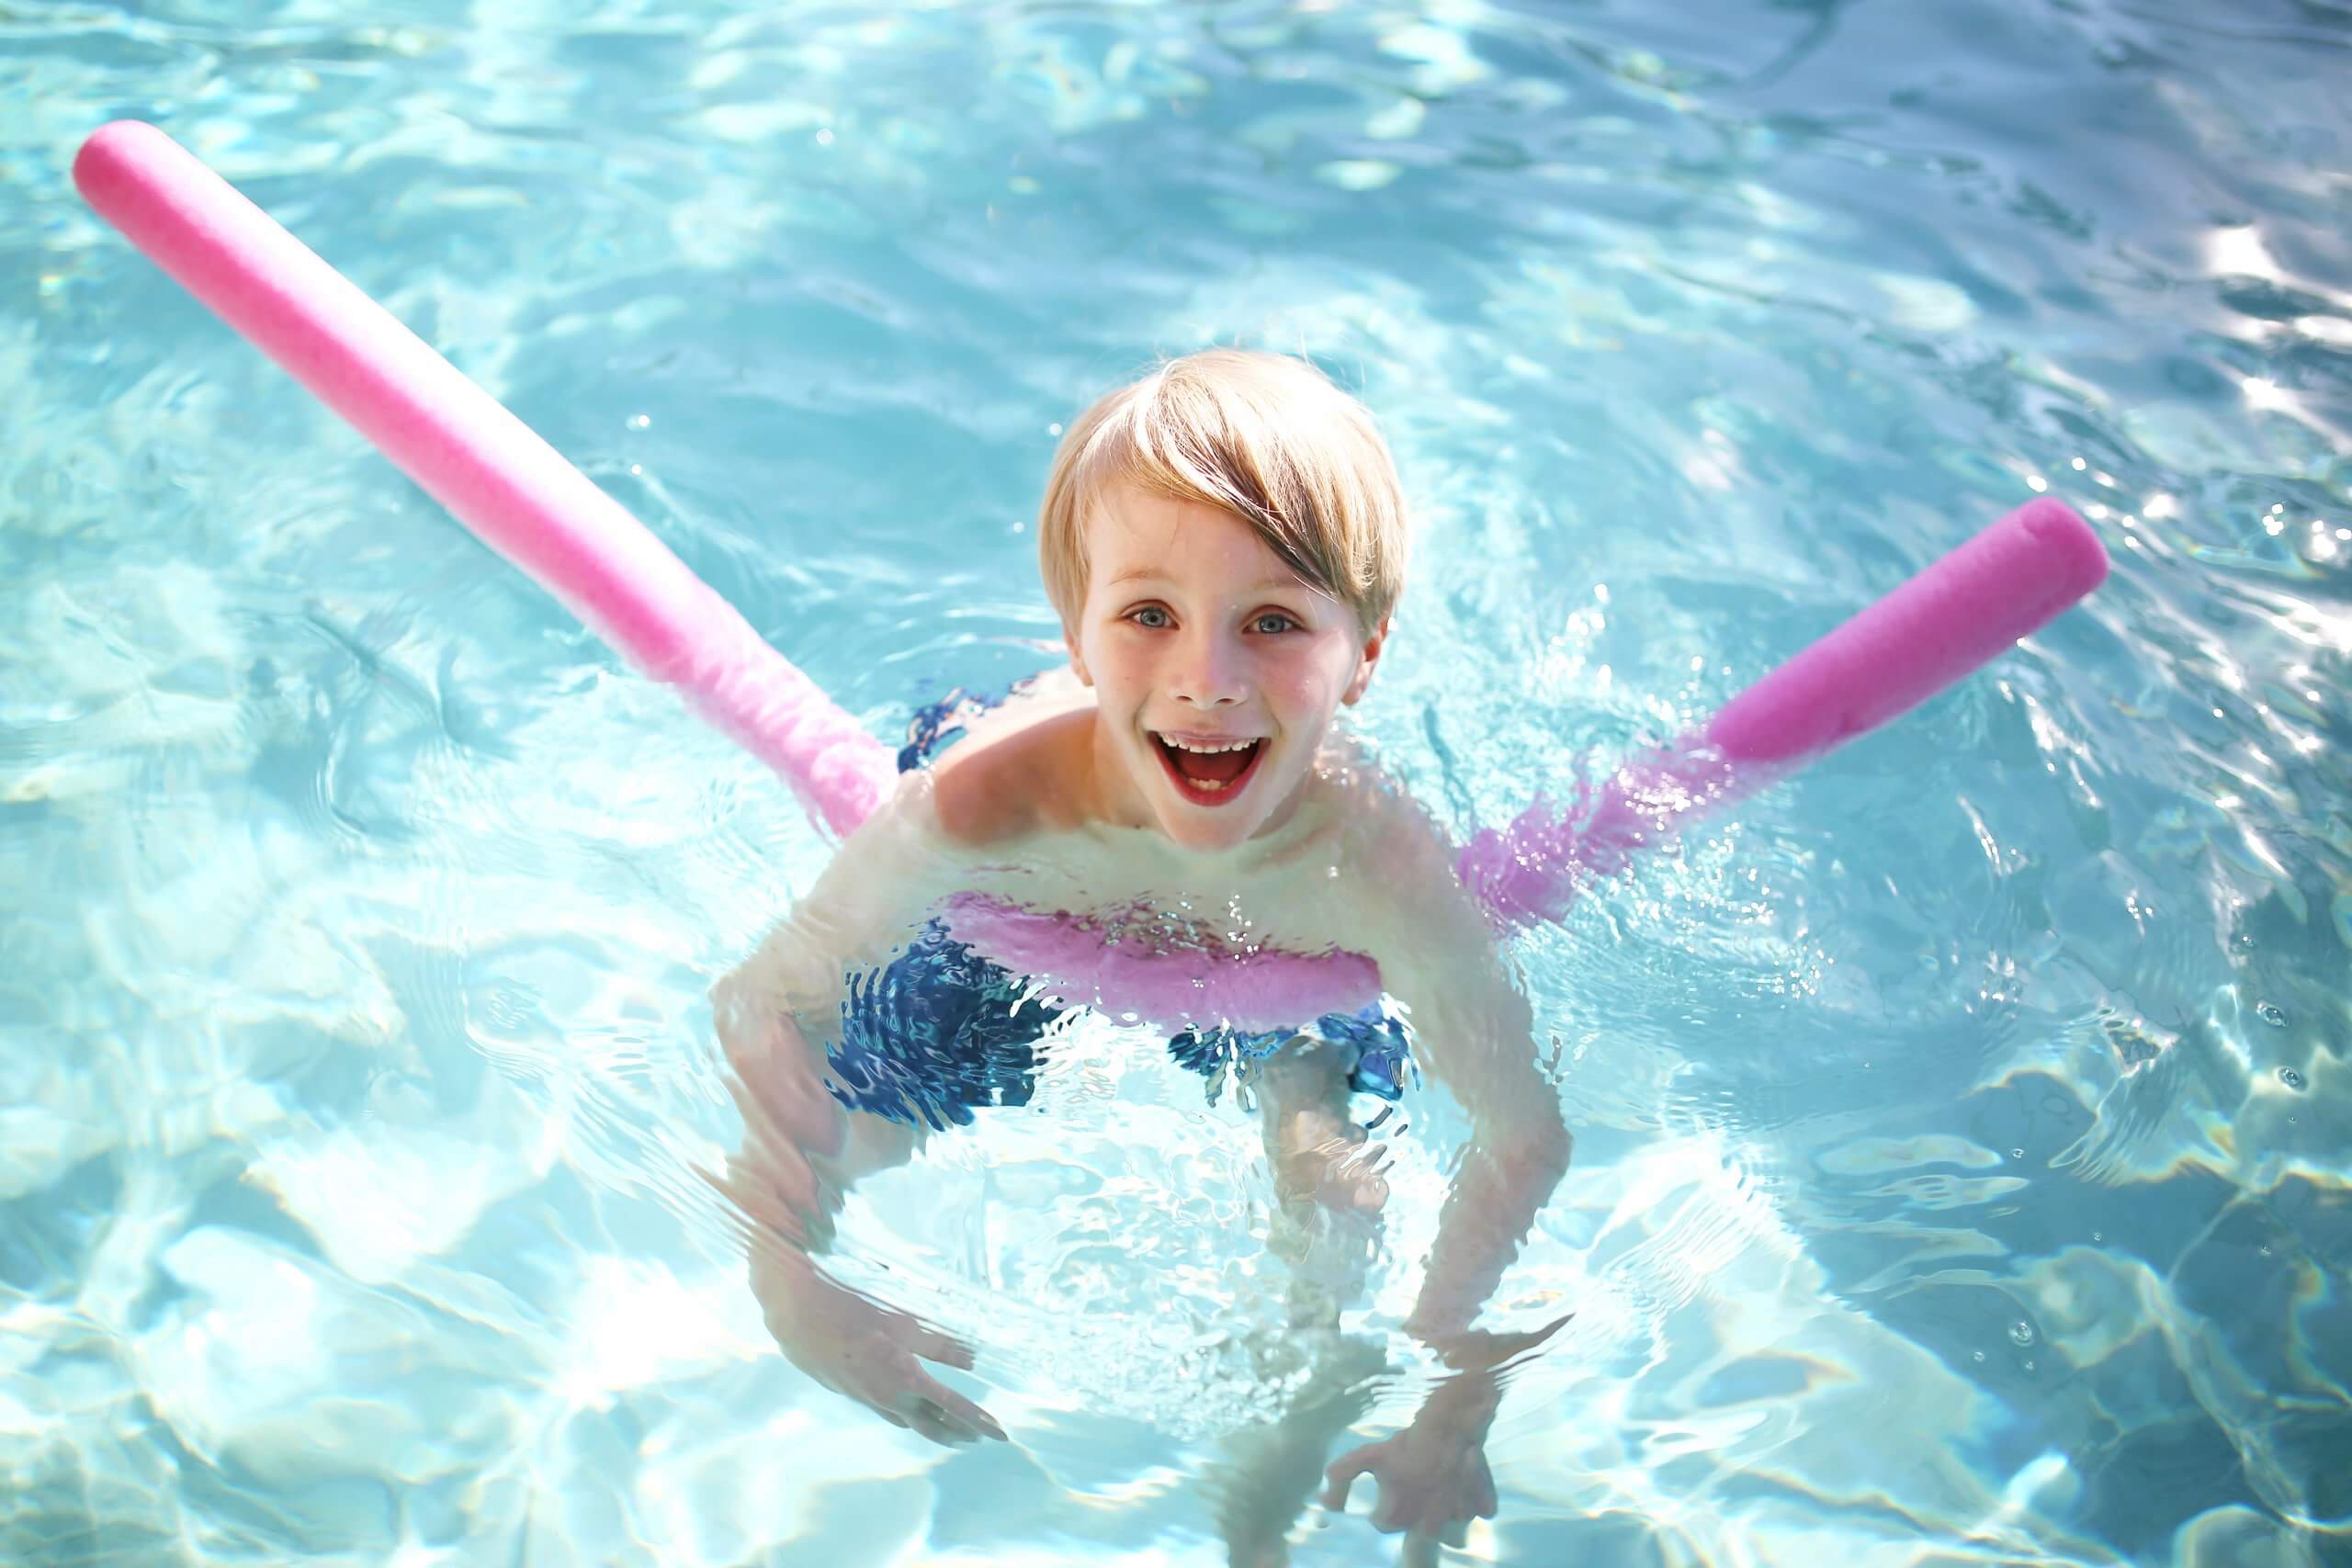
[1170,625,1246,708]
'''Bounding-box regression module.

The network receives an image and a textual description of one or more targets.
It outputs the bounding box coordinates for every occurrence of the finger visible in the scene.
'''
[910,1323,978,1371]
[902,1393,997,1447]
[867,1303,976,1372]
[1371,1483,1418,1533]
[908,1376,1008,1443]
[1398,1530,1442,1568]
[902,1398,980,1447]
[1321,1456,1369,1512]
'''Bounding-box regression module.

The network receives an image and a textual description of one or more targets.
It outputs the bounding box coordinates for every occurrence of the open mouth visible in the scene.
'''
[1152,733,1266,807]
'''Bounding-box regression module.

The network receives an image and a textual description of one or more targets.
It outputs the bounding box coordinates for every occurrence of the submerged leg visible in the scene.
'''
[1206,1041,1397,1564]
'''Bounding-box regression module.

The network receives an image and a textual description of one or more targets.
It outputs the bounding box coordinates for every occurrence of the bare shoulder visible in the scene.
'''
[1314,748,1516,994]
[1320,745,1472,899]
[929,681,1101,846]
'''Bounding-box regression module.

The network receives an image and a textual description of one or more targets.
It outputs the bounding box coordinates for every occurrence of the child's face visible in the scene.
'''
[1068,482,1385,852]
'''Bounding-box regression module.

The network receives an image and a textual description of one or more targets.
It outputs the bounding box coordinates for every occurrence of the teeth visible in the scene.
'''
[1160,736,1259,753]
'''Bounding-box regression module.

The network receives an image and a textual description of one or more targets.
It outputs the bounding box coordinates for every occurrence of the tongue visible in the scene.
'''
[1170,741,1256,784]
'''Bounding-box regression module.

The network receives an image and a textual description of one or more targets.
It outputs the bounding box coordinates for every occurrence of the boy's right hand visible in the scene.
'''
[751,1243,1007,1447]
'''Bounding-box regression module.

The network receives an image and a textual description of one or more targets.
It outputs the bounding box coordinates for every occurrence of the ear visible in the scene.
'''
[1340,616,1388,705]
[1065,623,1093,688]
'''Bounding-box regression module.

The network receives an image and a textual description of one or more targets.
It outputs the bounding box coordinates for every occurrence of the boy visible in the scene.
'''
[713,349,1571,1559]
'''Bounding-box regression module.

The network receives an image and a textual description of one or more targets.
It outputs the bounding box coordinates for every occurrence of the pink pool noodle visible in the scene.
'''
[72,119,895,837]
[74,121,2106,1031]
[1457,498,2109,926]
[935,893,1384,1034]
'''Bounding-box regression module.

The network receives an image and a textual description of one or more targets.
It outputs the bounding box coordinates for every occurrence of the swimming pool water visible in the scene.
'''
[4,1,2347,1563]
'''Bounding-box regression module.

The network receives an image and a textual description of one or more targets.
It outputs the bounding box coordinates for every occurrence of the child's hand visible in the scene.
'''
[1319,1315,1566,1555]
[1320,1388,1498,1554]
[751,1245,1006,1446]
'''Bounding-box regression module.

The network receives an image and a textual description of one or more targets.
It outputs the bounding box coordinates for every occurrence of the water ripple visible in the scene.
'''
[3,0,2347,1562]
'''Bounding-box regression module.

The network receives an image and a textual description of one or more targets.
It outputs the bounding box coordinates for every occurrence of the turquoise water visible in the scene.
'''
[5,1,2348,1563]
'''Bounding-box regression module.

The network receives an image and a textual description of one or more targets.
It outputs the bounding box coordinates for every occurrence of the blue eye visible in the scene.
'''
[1131,605,1172,628]
[1251,612,1296,634]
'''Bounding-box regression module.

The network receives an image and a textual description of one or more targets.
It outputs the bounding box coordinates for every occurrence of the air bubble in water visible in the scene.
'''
[2278,1066,2305,1090]
[1972,1349,1986,1363]
[2011,1148,2026,1160]
[2256,1001,2287,1027]
[2009,1321,2035,1347]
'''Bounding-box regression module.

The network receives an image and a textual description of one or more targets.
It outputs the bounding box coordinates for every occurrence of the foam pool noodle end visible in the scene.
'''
[1457,498,2108,927]
[72,119,897,838]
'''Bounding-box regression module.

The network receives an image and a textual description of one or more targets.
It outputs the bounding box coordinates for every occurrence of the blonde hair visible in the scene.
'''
[1037,349,1408,635]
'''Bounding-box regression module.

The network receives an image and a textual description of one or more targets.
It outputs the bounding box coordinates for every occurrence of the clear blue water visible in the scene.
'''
[4,1,2348,1563]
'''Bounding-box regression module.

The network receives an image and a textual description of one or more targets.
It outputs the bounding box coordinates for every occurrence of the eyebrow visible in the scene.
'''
[1107,568,1310,593]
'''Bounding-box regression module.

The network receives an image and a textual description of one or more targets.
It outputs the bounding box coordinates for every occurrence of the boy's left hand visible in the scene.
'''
[1320,1314,1568,1553]
[1320,1375,1499,1550]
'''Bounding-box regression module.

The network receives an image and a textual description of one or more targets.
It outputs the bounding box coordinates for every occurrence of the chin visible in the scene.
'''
[1153,765,1309,851]
[1155,805,1264,852]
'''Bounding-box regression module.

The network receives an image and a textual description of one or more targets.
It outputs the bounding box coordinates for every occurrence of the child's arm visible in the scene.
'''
[1332,786,1574,1340]
[1324,809,1574,1542]
[710,776,1006,1444]
[1383,928,1573,1345]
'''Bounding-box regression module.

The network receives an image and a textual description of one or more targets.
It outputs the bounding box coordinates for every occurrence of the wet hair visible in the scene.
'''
[1036,348,1408,635]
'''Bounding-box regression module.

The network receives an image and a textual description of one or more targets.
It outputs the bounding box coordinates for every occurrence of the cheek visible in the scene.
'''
[1261,675,1339,738]
[1268,645,1353,712]
[1084,637,1149,699]
[1268,672,1321,713]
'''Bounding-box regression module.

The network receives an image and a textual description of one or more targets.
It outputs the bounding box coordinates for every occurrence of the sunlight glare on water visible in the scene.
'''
[3,1,2348,1564]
